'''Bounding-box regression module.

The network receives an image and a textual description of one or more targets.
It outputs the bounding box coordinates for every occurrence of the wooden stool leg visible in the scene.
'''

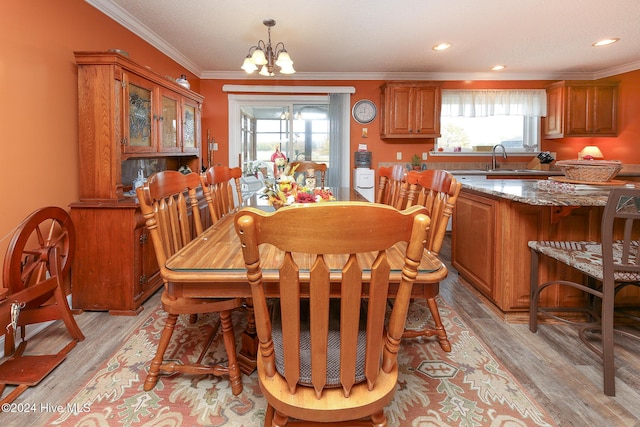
[220,310,242,395]
[144,313,178,391]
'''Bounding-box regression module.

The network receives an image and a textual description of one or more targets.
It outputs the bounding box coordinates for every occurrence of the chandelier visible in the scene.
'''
[241,19,295,76]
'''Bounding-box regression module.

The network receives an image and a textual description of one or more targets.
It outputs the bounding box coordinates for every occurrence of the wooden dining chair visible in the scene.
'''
[201,166,243,222]
[137,170,243,395]
[235,202,431,426]
[375,165,408,209]
[289,161,328,188]
[529,187,640,396]
[399,169,462,352]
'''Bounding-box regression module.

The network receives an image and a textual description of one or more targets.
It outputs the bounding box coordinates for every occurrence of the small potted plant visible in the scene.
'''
[411,154,422,170]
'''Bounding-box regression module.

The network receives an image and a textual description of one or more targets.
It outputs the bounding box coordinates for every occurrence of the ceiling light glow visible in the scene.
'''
[592,38,620,47]
[432,42,452,51]
[491,65,505,71]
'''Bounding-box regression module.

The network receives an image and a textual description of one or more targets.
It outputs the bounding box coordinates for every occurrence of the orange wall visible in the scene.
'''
[201,74,640,172]
[0,1,197,284]
[2,1,640,286]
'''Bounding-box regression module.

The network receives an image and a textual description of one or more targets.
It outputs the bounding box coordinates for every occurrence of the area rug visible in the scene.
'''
[48,299,557,427]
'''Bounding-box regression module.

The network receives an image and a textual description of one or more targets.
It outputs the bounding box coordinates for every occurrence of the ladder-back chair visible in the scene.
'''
[529,187,640,396]
[201,166,243,222]
[289,161,328,188]
[375,165,407,209]
[400,169,462,351]
[235,202,430,426]
[137,171,243,395]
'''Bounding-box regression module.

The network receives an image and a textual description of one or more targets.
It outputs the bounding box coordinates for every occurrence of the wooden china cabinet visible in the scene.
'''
[70,51,204,314]
[379,82,442,139]
[544,80,618,139]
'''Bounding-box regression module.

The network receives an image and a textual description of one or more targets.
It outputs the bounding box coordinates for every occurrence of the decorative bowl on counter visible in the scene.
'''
[555,160,623,182]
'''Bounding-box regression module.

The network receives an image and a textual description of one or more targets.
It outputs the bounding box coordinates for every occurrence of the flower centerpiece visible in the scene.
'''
[263,164,335,209]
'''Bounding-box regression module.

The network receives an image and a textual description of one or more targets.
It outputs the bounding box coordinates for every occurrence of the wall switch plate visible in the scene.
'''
[396,152,402,160]
[422,152,428,160]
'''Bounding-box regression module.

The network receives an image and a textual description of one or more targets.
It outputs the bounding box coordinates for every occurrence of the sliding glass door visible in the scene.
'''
[229,93,351,186]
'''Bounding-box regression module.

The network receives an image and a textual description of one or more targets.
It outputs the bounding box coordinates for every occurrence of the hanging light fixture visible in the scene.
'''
[241,19,295,76]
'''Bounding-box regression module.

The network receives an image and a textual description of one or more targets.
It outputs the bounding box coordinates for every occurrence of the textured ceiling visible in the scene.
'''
[89,0,640,80]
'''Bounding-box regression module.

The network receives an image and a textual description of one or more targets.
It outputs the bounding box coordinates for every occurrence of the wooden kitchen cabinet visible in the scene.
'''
[71,51,205,314]
[452,189,601,322]
[380,82,441,139]
[452,191,496,299]
[544,80,618,138]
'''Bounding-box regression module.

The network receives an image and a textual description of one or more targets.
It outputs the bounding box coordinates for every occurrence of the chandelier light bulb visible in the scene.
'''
[241,56,258,73]
[279,64,296,74]
[259,65,274,76]
[251,48,268,65]
[275,51,293,67]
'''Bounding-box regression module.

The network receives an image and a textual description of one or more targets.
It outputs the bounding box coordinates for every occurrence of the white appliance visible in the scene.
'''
[354,168,375,202]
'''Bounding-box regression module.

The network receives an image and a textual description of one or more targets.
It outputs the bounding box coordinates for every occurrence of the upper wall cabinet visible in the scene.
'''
[75,51,204,200]
[544,80,618,139]
[380,82,442,139]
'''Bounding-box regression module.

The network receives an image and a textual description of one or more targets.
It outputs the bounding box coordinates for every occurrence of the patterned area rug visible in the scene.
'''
[48,299,557,427]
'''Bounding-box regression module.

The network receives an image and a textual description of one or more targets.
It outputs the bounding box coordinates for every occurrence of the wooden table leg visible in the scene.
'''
[238,297,258,374]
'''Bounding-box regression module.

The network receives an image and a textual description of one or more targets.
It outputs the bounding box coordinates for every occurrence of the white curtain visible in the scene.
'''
[441,89,547,117]
[328,93,350,187]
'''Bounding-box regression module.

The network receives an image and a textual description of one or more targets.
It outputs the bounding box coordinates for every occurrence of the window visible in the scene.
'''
[436,89,546,153]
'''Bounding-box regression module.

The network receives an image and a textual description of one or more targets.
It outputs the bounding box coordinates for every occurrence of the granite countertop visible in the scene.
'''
[448,168,640,177]
[458,176,638,207]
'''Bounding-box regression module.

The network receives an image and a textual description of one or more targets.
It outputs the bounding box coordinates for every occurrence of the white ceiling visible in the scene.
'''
[89,0,640,81]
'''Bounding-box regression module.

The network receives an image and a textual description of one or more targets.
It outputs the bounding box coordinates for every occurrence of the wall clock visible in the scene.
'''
[352,99,377,124]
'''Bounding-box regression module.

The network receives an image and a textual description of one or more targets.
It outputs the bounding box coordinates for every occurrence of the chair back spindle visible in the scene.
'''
[404,169,462,255]
[201,166,243,222]
[375,165,407,209]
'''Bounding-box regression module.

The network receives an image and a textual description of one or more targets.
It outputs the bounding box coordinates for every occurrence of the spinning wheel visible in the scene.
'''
[0,207,84,408]
[3,206,75,295]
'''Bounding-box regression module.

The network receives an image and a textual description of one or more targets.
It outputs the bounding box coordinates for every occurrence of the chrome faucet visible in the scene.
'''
[491,144,507,169]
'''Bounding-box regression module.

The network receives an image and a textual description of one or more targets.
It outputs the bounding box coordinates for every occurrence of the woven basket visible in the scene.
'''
[556,160,623,182]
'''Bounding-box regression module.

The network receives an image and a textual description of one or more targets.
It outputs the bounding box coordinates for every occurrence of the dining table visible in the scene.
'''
[163,187,448,374]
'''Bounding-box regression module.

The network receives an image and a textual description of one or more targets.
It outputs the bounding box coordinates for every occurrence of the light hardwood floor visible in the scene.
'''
[2,235,639,426]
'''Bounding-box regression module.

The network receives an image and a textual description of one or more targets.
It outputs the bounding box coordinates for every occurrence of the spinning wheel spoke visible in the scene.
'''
[3,207,75,294]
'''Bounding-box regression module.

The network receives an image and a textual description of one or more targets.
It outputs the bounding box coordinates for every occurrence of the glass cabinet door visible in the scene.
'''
[158,88,180,152]
[182,99,199,153]
[124,73,154,153]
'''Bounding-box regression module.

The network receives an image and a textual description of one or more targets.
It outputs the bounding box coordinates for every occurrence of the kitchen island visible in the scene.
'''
[451,176,640,322]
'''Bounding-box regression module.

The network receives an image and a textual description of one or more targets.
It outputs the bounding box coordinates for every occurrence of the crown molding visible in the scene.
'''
[202,70,600,81]
[594,60,640,79]
[86,0,202,76]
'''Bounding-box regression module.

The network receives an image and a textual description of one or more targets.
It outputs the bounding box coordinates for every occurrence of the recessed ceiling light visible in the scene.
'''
[432,42,452,51]
[491,65,506,71]
[592,38,620,47]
